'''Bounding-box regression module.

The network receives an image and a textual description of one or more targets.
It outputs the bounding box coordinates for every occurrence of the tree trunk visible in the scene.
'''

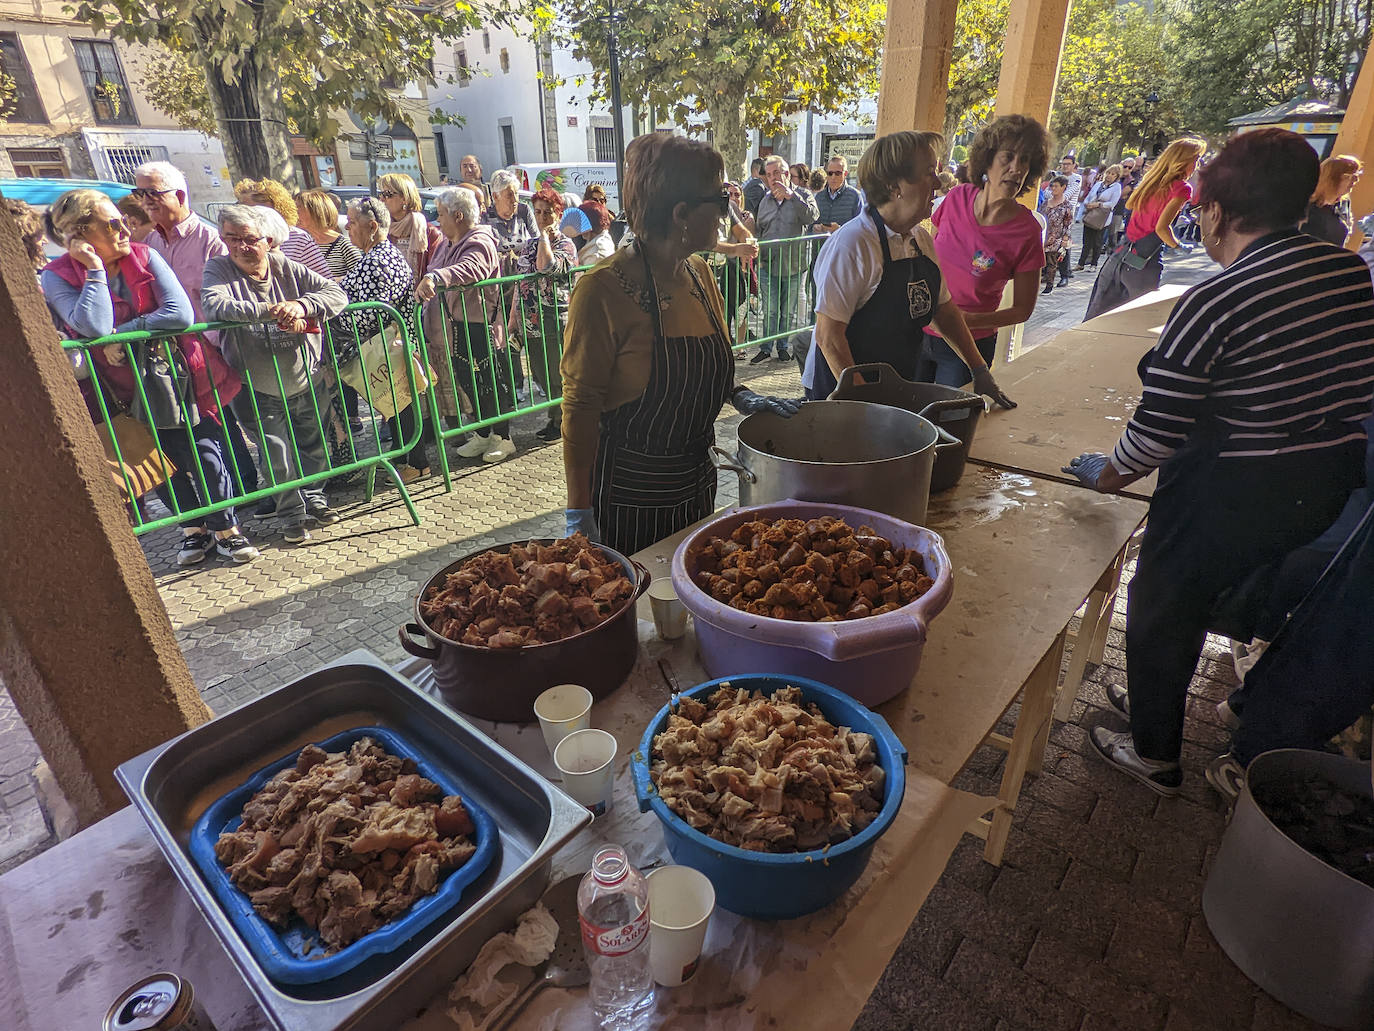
[708,97,749,181]
[199,49,298,190]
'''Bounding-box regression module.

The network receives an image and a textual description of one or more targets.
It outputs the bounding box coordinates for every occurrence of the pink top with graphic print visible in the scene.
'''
[926,184,1044,333]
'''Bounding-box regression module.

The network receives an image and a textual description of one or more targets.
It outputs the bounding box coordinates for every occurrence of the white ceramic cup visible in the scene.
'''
[647,865,715,986]
[552,728,618,817]
[648,579,689,640]
[533,684,593,758]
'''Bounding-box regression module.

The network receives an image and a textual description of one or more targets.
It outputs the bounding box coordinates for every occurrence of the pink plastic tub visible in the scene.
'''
[670,500,953,707]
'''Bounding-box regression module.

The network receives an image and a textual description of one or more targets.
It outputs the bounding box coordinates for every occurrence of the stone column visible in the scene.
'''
[1334,48,1374,249]
[876,0,961,135]
[994,0,1072,209]
[0,209,211,827]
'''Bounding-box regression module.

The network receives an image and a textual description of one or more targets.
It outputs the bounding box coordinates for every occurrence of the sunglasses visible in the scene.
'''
[130,187,177,201]
[697,189,731,216]
[827,170,845,177]
[83,217,130,236]
[378,190,398,199]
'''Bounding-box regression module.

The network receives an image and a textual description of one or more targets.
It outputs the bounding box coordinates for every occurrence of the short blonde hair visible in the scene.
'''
[1313,154,1364,205]
[294,189,339,231]
[45,188,111,244]
[235,178,298,225]
[1104,163,1124,183]
[858,131,944,206]
[377,173,421,212]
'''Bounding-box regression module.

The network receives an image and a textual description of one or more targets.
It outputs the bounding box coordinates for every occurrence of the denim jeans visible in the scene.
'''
[916,334,998,389]
[232,385,328,525]
[757,269,801,354]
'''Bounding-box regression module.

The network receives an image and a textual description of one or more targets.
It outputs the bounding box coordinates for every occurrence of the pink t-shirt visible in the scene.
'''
[1127,179,1191,242]
[928,184,1044,333]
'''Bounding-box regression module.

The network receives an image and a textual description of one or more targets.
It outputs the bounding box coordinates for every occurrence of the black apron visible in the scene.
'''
[592,247,734,555]
[810,206,942,399]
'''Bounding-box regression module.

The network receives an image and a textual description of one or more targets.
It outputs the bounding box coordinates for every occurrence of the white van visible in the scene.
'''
[510,163,619,210]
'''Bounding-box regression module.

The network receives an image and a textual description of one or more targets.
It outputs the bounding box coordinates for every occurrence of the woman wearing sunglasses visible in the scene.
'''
[41,188,259,564]
[560,133,801,554]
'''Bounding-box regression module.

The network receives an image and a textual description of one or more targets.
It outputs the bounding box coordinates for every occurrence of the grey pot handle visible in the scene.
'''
[933,424,962,451]
[835,362,902,394]
[919,394,983,422]
[709,445,756,484]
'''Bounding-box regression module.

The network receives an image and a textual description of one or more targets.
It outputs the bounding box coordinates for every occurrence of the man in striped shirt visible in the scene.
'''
[1062,128,1374,796]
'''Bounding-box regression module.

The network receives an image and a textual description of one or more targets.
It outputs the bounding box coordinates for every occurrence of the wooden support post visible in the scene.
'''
[876,0,961,135]
[1335,43,1374,250]
[994,0,1072,211]
[0,208,211,827]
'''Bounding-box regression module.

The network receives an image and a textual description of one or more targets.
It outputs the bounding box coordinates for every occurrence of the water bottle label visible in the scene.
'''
[580,906,649,956]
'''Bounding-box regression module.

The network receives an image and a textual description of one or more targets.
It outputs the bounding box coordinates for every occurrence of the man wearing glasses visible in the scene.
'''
[812,155,861,235]
[134,161,224,325]
[749,154,820,364]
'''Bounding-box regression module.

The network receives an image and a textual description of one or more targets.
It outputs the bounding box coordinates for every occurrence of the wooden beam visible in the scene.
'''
[876,0,961,136]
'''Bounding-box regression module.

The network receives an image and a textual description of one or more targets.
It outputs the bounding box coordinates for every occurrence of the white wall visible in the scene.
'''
[80,127,235,214]
[431,26,547,176]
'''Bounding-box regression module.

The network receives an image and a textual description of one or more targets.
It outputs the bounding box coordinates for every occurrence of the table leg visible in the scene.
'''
[971,631,1065,865]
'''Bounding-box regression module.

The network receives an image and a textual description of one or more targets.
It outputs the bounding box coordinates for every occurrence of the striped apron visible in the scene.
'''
[593,247,734,555]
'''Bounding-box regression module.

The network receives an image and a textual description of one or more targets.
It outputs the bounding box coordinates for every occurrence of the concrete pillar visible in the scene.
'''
[1333,45,1374,249]
[0,209,211,827]
[876,0,960,136]
[994,0,1072,126]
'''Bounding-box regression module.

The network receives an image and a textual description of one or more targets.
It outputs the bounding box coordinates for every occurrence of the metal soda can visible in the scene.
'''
[103,972,217,1031]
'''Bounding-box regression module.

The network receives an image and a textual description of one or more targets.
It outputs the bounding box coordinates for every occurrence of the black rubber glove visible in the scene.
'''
[1062,452,1111,489]
[972,367,1016,410]
[731,388,803,418]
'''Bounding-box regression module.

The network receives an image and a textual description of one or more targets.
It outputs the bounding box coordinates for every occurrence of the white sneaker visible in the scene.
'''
[482,436,516,463]
[455,433,491,458]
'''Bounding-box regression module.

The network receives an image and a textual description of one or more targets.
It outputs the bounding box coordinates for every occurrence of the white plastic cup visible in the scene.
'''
[533,684,593,758]
[648,579,689,640]
[646,865,715,987]
[552,728,617,817]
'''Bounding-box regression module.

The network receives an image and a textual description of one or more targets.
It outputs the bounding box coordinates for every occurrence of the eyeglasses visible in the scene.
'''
[222,233,266,247]
[130,187,176,201]
[826,170,845,177]
[533,206,554,218]
[696,190,731,216]
[378,190,398,199]
[82,217,130,236]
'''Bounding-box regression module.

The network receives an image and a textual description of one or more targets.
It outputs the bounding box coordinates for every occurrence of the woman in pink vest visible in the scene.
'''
[42,189,258,566]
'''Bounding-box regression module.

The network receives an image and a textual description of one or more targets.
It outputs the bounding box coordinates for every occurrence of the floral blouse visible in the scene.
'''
[512,229,577,319]
[1041,199,1074,256]
[330,239,415,360]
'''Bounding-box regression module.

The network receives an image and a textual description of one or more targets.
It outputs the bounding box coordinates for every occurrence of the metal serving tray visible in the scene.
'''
[115,648,591,1031]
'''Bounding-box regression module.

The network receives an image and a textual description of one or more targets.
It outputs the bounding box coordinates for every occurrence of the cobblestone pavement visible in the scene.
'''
[6,245,1307,1029]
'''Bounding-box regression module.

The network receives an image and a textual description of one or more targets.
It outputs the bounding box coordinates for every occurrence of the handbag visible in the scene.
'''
[1121,231,1165,271]
[1083,191,1113,231]
[340,323,433,420]
[98,412,176,502]
[130,340,200,430]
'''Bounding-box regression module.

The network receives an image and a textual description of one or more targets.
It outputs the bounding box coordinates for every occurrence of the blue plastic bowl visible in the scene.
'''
[631,674,907,920]
[188,726,497,985]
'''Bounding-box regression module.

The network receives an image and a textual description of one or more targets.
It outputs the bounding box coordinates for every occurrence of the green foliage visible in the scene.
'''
[68,0,543,147]
[558,0,885,177]
[1167,0,1372,134]
[944,0,1009,144]
[0,65,16,119]
[950,144,968,163]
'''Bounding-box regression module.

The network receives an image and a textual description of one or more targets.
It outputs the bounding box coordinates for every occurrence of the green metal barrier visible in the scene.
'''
[62,300,426,536]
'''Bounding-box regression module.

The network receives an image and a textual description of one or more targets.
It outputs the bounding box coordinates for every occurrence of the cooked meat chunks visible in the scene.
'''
[419,533,633,648]
[214,736,479,952]
[650,684,885,853]
[690,516,934,621]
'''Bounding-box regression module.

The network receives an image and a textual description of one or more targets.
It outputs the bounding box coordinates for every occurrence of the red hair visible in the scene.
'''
[532,185,565,214]
[579,200,612,233]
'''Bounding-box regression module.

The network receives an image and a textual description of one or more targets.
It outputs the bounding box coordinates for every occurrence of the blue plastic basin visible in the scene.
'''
[188,726,497,985]
[631,674,907,920]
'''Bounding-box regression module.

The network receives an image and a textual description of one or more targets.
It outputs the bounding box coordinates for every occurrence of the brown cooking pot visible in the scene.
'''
[399,539,650,723]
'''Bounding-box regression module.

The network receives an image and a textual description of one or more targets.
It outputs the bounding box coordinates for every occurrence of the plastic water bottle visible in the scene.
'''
[578,844,654,1028]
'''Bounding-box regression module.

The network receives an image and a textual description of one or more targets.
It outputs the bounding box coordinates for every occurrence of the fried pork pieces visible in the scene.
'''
[690,516,935,621]
[214,738,478,952]
[650,685,884,853]
[419,533,633,648]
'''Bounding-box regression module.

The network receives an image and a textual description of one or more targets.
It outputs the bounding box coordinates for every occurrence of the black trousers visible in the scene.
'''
[1080,225,1107,267]
[1125,441,1363,762]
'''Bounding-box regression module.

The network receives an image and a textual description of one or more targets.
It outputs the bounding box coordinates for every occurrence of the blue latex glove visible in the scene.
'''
[732,388,803,418]
[565,507,600,541]
[1062,451,1110,489]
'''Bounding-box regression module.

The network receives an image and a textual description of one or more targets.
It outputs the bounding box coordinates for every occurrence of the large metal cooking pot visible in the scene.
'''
[398,539,650,723]
[710,400,960,525]
[830,363,984,492]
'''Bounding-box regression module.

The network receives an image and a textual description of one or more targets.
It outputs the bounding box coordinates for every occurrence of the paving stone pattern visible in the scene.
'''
[6,246,1306,1029]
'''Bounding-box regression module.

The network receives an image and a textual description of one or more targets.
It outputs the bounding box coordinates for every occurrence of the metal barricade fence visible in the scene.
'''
[417,232,827,477]
[62,300,426,536]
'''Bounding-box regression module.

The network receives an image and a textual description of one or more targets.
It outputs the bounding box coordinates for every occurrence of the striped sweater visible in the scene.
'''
[1112,230,1374,476]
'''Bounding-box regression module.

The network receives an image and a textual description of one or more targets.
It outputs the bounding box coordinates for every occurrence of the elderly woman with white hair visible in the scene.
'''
[331,197,429,482]
[417,186,517,464]
[485,169,537,262]
[202,204,348,544]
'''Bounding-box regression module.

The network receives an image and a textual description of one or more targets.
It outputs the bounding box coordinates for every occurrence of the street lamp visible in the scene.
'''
[1144,91,1160,156]
[603,0,628,199]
